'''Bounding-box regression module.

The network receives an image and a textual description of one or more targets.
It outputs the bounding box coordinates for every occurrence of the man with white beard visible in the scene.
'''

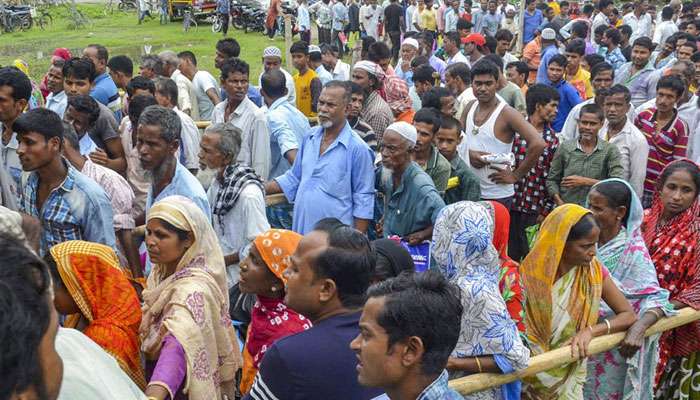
[374,121,445,243]
[264,81,375,234]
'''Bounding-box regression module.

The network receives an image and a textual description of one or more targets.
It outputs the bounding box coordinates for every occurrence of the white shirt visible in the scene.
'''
[46,90,68,118]
[258,68,297,106]
[192,70,219,120]
[591,12,610,35]
[623,12,653,43]
[207,180,269,285]
[174,106,201,170]
[501,52,519,70]
[405,4,417,31]
[653,20,679,45]
[560,98,636,141]
[211,97,271,179]
[635,95,699,161]
[446,51,470,66]
[599,119,649,198]
[332,60,351,81]
[172,69,199,120]
[298,3,310,31]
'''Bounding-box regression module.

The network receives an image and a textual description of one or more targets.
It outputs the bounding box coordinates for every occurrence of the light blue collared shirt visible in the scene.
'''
[332,2,348,31]
[275,121,375,234]
[78,133,98,156]
[315,65,333,86]
[267,97,311,180]
[146,161,211,219]
[46,90,68,118]
[298,4,310,31]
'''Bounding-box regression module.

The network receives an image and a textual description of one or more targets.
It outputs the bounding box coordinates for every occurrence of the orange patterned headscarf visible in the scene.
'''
[253,229,303,283]
[50,241,146,389]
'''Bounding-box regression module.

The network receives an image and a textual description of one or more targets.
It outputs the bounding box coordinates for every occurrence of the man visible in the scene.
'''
[412,108,451,194]
[309,45,333,85]
[547,103,624,206]
[384,0,404,62]
[63,95,100,157]
[158,50,198,119]
[376,121,445,241]
[212,58,270,180]
[470,0,488,35]
[177,51,220,121]
[463,33,486,65]
[634,75,689,206]
[199,123,269,285]
[310,0,333,44]
[565,39,594,101]
[321,44,351,81]
[544,54,583,132]
[619,25,633,61]
[83,44,121,120]
[213,38,263,107]
[623,0,653,44]
[509,83,560,261]
[62,58,127,174]
[653,6,679,47]
[436,116,481,204]
[421,87,456,119]
[298,0,311,43]
[16,108,115,255]
[352,61,394,142]
[361,0,384,39]
[106,55,134,116]
[482,0,502,37]
[244,223,383,400]
[258,46,297,106]
[551,0,570,29]
[290,41,323,118]
[45,59,68,118]
[261,69,310,230]
[459,59,545,208]
[368,42,394,76]
[411,64,436,110]
[445,62,472,121]
[444,0,461,33]
[535,28,559,83]
[61,121,139,275]
[592,0,614,34]
[495,29,518,69]
[126,75,156,99]
[523,0,543,44]
[599,28,627,69]
[600,84,649,198]
[348,82,378,152]
[352,271,463,400]
[418,32,447,82]
[265,82,374,234]
[153,77,201,175]
[216,0,230,35]
[395,38,418,86]
[484,54,527,116]
[561,62,617,141]
[506,61,530,98]
[139,55,163,80]
[444,31,470,66]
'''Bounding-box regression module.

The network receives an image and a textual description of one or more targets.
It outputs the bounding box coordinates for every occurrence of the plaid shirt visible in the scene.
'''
[512,124,559,215]
[20,160,116,256]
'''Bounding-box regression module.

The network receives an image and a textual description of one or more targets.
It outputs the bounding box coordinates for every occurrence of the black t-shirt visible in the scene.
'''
[384,3,403,33]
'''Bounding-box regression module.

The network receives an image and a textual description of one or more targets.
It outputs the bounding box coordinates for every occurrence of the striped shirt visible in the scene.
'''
[634,108,688,200]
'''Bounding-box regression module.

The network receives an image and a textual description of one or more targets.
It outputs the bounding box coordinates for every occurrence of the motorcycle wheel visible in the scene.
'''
[20,16,32,30]
[211,18,222,33]
[232,17,244,30]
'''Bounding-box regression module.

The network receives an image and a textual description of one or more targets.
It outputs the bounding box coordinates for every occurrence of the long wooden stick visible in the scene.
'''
[449,308,700,394]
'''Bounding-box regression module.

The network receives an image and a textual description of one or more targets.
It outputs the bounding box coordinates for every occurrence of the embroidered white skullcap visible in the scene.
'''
[385,121,417,145]
[309,44,322,54]
[401,38,420,49]
[263,46,282,58]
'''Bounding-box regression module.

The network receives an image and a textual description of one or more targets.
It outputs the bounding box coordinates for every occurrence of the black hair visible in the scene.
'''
[371,239,415,282]
[591,180,632,227]
[662,5,674,20]
[154,77,179,106]
[413,107,442,133]
[495,29,513,42]
[156,218,190,241]
[560,0,569,7]
[368,42,392,62]
[261,69,287,98]
[411,55,430,69]
[565,38,586,56]
[483,54,504,71]
[367,271,462,375]
[439,115,462,133]
[67,94,100,126]
[571,21,589,39]
[220,58,250,81]
[548,54,568,68]
[589,60,613,79]
[456,19,472,31]
[598,0,613,10]
[506,61,530,77]
[632,36,654,51]
[580,103,605,122]
[126,75,156,97]
[594,24,609,37]
[14,108,64,143]
[107,55,134,76]
[413,64,437,84]
[658,159,700,196]
[361,37,377,58]
[445,62,471,85]
[138,105,182,144]
[471,59,500,80]
[313,217,345,233]
[421,88,453,113]
[444,31,461,46]
[605,84,632,103]
[567,213,598,241]
[692,51,700,62]
[309,51,322,62]
[216,37,241,58]
[619,24,633,38]
[51,58,66,70]
[0,67,31,102]
[290,40,310,55]
[484,35,497,54]
[312,225,375,308]
[0,235,52,400]
[86,44,108,62]
[689,19,700,30]
[582,3,594,14]
[176,50,197,67]
[127,94,157,125]
[350,81,364,96]
[657,75,686,97]
[62,57,96,83]
[680,40,698,52]
[604,28,622,46]
[525,83,560,116]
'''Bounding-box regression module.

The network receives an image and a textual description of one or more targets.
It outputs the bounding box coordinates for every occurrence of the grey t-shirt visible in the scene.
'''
[89,103,120,150]
[498,82,527,115]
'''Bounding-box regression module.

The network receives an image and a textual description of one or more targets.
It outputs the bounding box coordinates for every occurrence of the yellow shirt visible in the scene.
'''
[420,8,438,31]
[566,67,594,100]
[294,68,318,118]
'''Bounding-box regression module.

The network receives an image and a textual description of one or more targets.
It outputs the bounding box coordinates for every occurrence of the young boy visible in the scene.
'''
[545,54,582,131]
[290,41,323,118]
[435,116,480,204]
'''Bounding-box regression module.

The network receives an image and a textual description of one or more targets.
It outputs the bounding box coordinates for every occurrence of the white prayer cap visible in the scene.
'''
[401,38,420,49]
[309,45,322,54]
[263,46,282,58]
[385,122,417,145]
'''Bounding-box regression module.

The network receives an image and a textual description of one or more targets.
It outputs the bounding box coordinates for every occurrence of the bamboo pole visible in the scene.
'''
[516,0,526,56]
[265,193,287,206]
[449,308,700,395]
[285,14,293,72]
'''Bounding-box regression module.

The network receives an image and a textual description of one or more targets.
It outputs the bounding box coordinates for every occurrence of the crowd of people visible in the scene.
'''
[2,0,700,398]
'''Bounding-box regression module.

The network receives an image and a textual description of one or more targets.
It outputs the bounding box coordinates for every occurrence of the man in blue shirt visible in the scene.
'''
[536,28,560,83]
[16,108,116,256]
[352,271,464,400]
[216,0,230,36]
[83,44,121,121]
[332,0,349,56]
[265,81,375,234]
[245,222,383,400]
[545,54,583,131]
[523,0,543,43]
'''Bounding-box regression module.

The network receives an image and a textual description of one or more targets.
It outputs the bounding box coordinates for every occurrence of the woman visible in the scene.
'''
[45,240,145,389]
[13,59,45,109]
[371,238,416,283]
[384,75,416,123]
[238,229,311,394]
[141,196,242,400]
[265,0,282,38]
[432,201,530,400]
[583,179,675,400]
[641,160,700,398]
[481,201,526,336]
[522,204,637,399]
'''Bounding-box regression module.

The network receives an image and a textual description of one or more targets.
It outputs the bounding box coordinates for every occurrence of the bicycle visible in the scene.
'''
[33,5,52,29]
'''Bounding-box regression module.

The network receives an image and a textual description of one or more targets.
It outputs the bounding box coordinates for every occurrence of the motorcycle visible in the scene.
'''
[0,4,32,32]
[118,0,138,11]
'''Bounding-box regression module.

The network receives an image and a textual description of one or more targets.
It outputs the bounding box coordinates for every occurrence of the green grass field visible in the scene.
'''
[0,3,287,81]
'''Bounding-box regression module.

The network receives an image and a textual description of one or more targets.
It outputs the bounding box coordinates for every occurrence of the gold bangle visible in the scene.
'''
[604,318,612,335]
[475,356,482,373]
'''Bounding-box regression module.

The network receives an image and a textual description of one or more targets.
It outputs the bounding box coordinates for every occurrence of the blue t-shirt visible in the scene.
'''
[548,79,582,132]
[523,9,543,43]
[244,311,383,400]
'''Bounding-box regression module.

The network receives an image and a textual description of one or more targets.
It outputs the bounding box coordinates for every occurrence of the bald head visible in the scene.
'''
[261,69,288,104]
